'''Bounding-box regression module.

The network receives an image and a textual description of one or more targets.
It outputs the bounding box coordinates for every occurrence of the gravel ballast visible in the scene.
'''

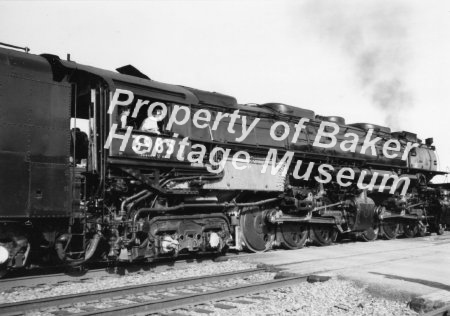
[0,259,419,315]
[0,260,257,304]
[170,278,418,316]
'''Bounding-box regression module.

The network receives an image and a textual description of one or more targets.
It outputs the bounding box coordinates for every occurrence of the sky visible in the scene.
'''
[1,0,450,182]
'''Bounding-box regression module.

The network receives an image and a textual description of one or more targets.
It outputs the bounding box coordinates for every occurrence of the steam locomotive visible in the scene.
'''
[1,44,449,276]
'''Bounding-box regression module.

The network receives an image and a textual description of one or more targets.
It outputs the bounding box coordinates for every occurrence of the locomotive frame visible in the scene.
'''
[0,44,449,276]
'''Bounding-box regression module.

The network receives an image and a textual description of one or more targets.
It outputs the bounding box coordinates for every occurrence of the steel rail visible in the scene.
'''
[0,268,266,315]
[77,274,309,316]
[2,233,448,290]
[1,234,448,315]
[77,244,450,316]
[0,255,223,289]
[0,268,105,290]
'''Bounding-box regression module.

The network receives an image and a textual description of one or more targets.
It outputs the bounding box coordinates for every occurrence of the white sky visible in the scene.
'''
[1,0,450,181]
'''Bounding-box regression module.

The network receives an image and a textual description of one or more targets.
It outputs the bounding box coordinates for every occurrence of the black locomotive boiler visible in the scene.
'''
[1,44,449,276]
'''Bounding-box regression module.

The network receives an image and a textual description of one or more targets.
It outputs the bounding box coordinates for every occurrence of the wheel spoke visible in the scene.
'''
[240,207,274,252]
[361,226,379,242]
[437,224,446,235]
[380,223,399,240]
[403,223,418,238]
[279,223,308,250]
[311,226,338,246]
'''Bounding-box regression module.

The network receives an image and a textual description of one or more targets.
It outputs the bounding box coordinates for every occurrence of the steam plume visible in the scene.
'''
[302,1,413,129]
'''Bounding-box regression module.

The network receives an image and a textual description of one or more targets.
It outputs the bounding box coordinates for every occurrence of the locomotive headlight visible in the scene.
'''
[0,245,9,264]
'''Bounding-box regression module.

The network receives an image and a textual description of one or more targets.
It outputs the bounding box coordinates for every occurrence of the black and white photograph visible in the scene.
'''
[0,1,450,315]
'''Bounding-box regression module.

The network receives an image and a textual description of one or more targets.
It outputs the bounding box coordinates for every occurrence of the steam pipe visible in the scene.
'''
[55,233,101,266]
[407,202,423,209]
[120,190,149,215]
[126,192,152,216]
[159,174,223,188]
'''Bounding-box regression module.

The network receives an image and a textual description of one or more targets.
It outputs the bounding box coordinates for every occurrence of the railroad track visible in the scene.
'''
[1,244,440,316]
[0,267,105,290]
[1,234,449,315]
[0,267,306,316]
[1,233,448,291]
[0,244,425,291]
[0,256,225,290]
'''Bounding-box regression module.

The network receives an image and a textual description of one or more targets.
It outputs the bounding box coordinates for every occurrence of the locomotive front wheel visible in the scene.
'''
[240,207,274,252]
[279,223,308,249]
[311,226,338,246]
[403,223,418,238]
[360,225,379,242]
[436,224,446,235]
[380,223,399,240]
[417,224,427,237]
[361,205,381,242]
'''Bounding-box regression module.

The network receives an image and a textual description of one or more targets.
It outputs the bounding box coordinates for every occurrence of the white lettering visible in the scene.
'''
[382,139,401,159]
[270,121,290,141]
[227,110,241,134]
[360,129,381,156]
[131,99,149,118]
[176,137,190,161]
[166,105,190,130]
[193,109,211,129]
[232,151,250,170]
[132,135,152,154]
[261,149,293,176]
[336,167,355,187]
[107,89,134,114]
[104,124,133,151]
[291,118,310,143]
[356,170,379,191]
[147,102,168,121]
[187,144,207,164]
[292,159,315,180]
[314,164,333,183]
[207,147,231,174]
[236,116,260,142]
[340,132,359,152]
[313,122,339,149]
[211,112,230,131]
[379,174,411,196]
[402,142,419,161]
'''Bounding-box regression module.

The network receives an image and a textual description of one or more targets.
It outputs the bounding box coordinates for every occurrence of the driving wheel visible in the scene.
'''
[417,223,427,237]
[403,223,418,238]
[361,205,380,242]
[311,226,338,246]
[436,224,446,235]
[360,225,379,242]
[240,207,274,252]
[380,222,399,240]
[279,223,308,249]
